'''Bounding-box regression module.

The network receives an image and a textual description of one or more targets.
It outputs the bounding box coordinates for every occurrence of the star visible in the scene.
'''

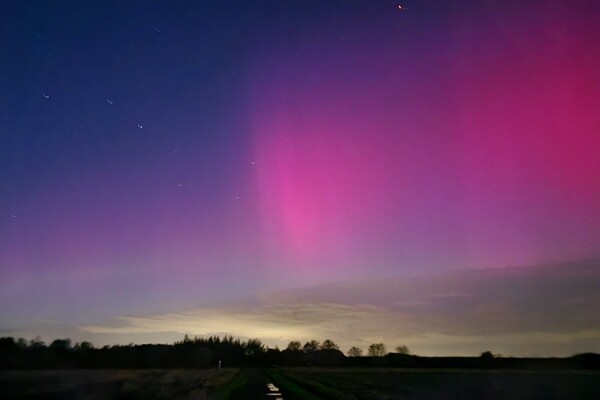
[155,28,161,33]
[250,161,255,165]
[11,214,17,218]
[235,196,240,200]
[106,99,114,104]
[42,93,49,99]
[177,183,183,187]
[398,4,406,11]
[137,123,143,129]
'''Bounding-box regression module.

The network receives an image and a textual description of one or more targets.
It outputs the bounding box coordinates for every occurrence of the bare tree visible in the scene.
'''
[322,339,340,350]
[303,340,321,352]
[286,341,302,351]
[347,346,363,357]
[368,343,387,357]
[395,345,410,354]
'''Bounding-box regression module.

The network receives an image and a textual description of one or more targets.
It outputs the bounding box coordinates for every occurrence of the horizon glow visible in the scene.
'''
[1,0,599,355]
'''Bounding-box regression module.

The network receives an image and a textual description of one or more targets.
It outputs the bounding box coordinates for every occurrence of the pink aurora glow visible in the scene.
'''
[247,1,600,273]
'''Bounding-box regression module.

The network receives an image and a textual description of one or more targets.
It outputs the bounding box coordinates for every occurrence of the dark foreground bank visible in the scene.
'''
[3,368,600,400]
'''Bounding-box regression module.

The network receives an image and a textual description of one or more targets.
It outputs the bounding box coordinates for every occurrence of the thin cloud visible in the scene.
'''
[77,259,600,356]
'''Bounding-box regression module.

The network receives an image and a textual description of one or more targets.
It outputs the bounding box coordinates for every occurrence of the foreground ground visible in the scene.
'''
[0,369,237,400]
[273,367,600,400]
[2,367,600,400]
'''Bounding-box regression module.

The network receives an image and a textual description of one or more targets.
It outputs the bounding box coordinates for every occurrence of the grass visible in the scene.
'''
[0,369,239,400]
[266,369,323,400]
[276,367,600,400]
[3,367,599,400]
[213,369,247,399]
[273,370,354,400]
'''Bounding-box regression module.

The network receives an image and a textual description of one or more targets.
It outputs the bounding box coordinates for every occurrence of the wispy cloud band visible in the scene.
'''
[78,260,600,356]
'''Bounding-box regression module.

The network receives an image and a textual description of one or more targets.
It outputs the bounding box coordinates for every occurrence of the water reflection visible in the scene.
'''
[266,382,283,399]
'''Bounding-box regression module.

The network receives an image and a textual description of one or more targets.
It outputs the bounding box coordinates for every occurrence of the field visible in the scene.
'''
[0,369,237,400]
[271,367,600,400]
[3,368,600,399]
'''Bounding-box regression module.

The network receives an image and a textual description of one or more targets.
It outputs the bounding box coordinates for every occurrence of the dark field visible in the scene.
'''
[0,369,237,400]
[3,368,600,400]
[273,368,600,400]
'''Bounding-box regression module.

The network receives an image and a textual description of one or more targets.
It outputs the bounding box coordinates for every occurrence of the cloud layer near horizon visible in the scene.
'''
[71,259,600,356]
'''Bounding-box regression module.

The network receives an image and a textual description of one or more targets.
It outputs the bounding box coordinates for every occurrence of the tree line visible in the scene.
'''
[283,339,407,357]
[1,335,598,370]
[0,335,408,369]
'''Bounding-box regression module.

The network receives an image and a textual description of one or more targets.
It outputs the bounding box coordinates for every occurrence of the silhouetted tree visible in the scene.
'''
[16,338,28,349]
[286,340,302,351]
[395,345,410,354]
[347,346,363,357]
[368,343,387,357]
[74,341,93,351]
[1,335,594,370]
[0,337,17,351]
[29,337,46,349]
[303,340,321,352]
[49,338,71,351]
[322,339,340,350]
[244,338,265,355]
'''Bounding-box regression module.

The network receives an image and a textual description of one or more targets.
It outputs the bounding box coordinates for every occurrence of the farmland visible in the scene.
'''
[271,367,600,400]
[0,368,237,400]
[2,367,600,399]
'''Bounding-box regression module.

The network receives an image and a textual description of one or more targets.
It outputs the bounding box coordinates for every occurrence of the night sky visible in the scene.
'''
[1,1,600,356]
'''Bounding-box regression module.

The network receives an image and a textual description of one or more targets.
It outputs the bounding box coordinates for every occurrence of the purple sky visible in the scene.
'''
[1,0,600,355]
